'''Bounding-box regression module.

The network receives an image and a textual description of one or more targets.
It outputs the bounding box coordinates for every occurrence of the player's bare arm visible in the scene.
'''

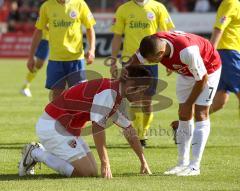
[110,34,122,78]
[92,122,112,179]
[85,27,96,65]
[27,29,43,72]
[123,126,152,174]
[210,28,223,49]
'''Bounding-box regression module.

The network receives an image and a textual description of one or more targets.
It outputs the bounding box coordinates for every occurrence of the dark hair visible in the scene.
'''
[125,65,151,79]
[139,35,159,58]
[121,65,153,96]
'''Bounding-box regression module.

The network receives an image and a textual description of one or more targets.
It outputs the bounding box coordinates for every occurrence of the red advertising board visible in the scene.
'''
[0,33,32,58]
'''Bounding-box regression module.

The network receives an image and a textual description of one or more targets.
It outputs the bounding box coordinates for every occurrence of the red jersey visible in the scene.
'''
[155,31,221,80]
[45,78,131,136]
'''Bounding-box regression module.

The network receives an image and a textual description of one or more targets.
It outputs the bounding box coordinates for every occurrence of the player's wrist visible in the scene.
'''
[101,161,110,167]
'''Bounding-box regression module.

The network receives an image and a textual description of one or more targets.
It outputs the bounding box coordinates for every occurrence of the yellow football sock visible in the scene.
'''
[140,112,154,140]
[129,107,143,138]
[22,70,38,89]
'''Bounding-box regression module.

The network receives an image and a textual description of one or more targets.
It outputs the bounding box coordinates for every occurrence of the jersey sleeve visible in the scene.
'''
[90,89,117,127]
[80,1,96,29]
[111,99,131,129]
[180,46,207,81]
[111,6,125,35]
[157,4,175,31]
[35,3,48,30]
[214,1,234,31]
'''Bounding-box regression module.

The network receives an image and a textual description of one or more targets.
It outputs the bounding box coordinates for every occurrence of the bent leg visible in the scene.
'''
[71,154,98,177]
[210,90,229,114]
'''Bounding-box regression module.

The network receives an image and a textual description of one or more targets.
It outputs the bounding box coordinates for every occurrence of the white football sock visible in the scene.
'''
[176,119,194,166]
[190,119,210,170]
[31,147,74,177]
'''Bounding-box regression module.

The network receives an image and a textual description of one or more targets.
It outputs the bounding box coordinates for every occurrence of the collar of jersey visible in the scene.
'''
[132,0,150,7]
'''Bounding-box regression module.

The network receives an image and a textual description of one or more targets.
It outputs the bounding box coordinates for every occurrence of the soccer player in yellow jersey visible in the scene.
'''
[21,29,49,97]
[210,0,240,115]
[111,0,175,147]
[27,0,96,101]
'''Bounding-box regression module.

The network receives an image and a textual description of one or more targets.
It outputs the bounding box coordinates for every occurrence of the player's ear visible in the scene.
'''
[157,50,165,57]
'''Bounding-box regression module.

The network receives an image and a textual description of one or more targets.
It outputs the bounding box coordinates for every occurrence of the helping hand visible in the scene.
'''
[140,162,152,175]
[101,164,113,179]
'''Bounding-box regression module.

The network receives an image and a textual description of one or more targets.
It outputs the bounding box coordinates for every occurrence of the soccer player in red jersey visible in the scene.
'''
[128,31,222,176]
[18,65,152,178]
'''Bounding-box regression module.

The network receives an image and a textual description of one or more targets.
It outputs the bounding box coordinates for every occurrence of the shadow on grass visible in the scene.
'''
[0,174,66,181]
[0,172,167,181]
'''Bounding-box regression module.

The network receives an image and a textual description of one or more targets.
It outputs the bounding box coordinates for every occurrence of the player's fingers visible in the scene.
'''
[105,171,112,179]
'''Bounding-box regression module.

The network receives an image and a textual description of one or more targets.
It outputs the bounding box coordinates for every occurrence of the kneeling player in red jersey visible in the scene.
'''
[128,31,222,176]
[18,65,152,178]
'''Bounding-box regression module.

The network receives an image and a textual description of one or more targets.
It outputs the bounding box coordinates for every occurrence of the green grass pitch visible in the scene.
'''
[0,59,239,191]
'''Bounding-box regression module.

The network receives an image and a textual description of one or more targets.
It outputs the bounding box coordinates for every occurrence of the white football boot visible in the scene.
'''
[163,165,188,175]
[176,167,200,176]
[20,88,32,97]
[18,142,40,176]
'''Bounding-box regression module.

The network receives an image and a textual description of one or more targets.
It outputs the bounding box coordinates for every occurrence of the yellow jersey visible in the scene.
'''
[42,29,49,41]
[214,0,240,51]
[111,0,175,58]
[36,0,96,61]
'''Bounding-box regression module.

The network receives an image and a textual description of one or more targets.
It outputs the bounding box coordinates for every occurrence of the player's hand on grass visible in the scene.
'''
[27,57,35,72]
[140,162,152,175]
[85,50,95,65]
[101,164,112,179]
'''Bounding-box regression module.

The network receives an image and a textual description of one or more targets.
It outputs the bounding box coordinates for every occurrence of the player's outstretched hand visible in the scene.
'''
[85,50,95,65]
[27,57,35,72]
[140,162,152,175]
[101,164,113,179]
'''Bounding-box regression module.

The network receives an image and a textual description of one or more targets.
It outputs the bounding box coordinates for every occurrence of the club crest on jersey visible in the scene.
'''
[147,12,155,21]
[172,64,182,70]
[69,10,78,19]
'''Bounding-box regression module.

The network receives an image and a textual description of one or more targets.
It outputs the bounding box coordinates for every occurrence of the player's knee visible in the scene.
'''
[195,110,208,121]
[178,111,193,121]
[91,166,98,177]
[72,168,96,177]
